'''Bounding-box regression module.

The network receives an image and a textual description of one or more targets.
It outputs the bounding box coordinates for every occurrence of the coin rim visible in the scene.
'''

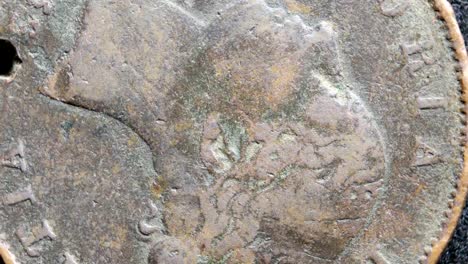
[0,243,17,264]
[427,0,468,263]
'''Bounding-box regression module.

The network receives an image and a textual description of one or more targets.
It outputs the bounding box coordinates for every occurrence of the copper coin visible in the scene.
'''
[0,0,467,263]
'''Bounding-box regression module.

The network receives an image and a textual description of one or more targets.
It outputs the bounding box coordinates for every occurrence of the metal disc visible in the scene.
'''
[0,0,467,263]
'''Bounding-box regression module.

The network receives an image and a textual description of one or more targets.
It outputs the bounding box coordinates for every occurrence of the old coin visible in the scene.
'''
[0,0,467,263]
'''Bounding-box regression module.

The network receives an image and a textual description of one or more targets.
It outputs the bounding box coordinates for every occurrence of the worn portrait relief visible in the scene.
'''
[41,0,387,262]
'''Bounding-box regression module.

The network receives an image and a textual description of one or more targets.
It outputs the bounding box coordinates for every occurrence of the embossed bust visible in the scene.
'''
[42,0,386,263]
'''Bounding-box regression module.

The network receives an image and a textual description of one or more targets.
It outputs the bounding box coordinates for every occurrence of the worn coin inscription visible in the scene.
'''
[0,0,465,263]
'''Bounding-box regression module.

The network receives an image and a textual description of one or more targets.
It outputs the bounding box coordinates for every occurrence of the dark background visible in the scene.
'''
[439,1,468,263]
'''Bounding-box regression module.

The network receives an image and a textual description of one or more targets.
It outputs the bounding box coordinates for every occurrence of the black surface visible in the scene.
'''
[439,1,468,263]
[0,39,21,77]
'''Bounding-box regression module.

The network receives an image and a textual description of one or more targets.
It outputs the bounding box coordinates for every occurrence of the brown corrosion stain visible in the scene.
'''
[40,63,72,101]
[284,0,312,14]
[208,38,302,114]
[428,0,468,263]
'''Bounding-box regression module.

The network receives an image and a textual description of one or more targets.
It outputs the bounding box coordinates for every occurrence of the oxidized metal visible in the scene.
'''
[0,0,467,263]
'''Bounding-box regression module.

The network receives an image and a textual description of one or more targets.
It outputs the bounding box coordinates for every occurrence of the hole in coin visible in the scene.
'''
[0,39,22,78]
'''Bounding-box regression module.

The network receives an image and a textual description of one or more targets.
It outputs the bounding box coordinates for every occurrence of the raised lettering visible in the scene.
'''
[401,40,435,75]
[63,252,79,264]
[1,185,36,206]
[413,138,441,167]
[16,220,57,257]
[369,250,391,264]
[417,96,448,110]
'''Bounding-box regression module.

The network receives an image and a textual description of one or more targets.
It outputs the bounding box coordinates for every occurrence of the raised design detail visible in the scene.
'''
[63,252,79,264]
[369,250,391,264]
[0,139,27,172]
[401,40,435,74]
[1,185,36,206]
[150,2,387,258]
[159,0,207,27]
[38,0,387,262]
[413,138,441,167]
[378,0,409,17]
[417,96,448,110]
[16,220,57,257]
[138,202,161,236]
[28,0,54,15]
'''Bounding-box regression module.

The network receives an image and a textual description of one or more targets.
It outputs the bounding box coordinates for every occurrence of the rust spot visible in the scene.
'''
[151,176,168,199]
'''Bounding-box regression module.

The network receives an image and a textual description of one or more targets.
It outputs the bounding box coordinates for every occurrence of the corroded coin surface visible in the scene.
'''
[0,0,467,263]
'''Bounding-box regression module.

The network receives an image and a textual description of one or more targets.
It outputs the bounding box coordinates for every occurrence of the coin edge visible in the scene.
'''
[427,0,468,263]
